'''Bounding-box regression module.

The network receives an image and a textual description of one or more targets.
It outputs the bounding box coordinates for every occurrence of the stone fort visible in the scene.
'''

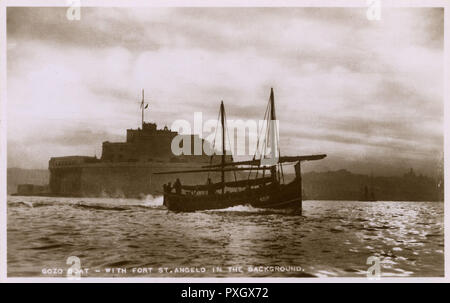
[48,122,220,198]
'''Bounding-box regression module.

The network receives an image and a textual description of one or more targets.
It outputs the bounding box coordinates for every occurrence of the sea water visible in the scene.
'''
[7,196,444,278]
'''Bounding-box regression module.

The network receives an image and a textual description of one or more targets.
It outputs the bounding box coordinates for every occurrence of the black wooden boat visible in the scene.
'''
[155,88,326,213]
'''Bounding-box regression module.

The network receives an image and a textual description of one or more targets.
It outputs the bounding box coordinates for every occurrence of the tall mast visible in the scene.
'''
[269,88,279,181]
[269,87,277,162]
[270,87,276,121]
[220,101,225,194]
[141,89,144,128]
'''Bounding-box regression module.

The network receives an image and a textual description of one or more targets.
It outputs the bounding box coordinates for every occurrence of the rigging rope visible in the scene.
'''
[223,108,237,182]
[207,109,221,181]
[247,96,270,181]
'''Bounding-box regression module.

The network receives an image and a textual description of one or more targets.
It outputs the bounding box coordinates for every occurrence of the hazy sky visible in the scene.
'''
[6,7,444,176]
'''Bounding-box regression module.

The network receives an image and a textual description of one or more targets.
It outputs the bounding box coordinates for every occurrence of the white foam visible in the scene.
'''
[208,204,262,212]
[141,195,164,207]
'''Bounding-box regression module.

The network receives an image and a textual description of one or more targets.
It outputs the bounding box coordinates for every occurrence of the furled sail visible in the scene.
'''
[153,166,271,175]
[201,154,327,168]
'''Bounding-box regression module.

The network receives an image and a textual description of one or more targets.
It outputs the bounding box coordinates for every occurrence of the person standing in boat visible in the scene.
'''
[270,166,280,192]
[174,178,182,195]
[207,178,215,195]
[164,182,172,193]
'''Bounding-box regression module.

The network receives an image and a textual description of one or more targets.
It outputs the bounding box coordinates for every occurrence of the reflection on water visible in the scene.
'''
[7,196,444,277]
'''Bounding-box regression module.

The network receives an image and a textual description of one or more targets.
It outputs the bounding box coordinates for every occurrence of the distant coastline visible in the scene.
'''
[7,167,443,202]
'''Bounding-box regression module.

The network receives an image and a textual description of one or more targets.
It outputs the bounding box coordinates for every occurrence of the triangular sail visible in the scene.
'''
[261,87,280,167]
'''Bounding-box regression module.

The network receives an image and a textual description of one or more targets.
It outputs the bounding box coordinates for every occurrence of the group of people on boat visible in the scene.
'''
[164,177,219,196]
[163,178,182,195]
[163,175,282,197]
[156,88,326,212]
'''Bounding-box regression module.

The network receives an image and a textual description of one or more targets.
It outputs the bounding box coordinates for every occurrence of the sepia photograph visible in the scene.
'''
[0,0,448,283]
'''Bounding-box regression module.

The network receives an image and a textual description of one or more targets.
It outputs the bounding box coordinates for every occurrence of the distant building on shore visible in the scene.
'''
[16,184,49,196]
[48,121,217,198]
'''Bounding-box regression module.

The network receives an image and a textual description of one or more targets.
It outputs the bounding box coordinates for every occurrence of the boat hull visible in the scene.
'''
[163,179,302,213]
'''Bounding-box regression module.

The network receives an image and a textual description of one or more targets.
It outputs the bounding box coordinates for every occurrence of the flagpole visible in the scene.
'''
[141,89,144,128]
